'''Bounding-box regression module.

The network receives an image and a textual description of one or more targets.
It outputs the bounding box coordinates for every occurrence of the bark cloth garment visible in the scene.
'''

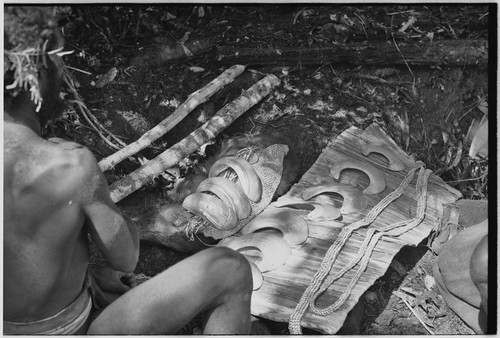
[3,269,117,335]
[432,200,488,334]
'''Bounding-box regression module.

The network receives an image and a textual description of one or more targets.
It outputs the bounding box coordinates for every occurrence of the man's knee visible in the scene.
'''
[471,235,488,284]
[205,247,253,293]
[471,235,488,313]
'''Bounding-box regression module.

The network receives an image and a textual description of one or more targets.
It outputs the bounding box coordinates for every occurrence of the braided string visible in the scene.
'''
[309,166,431,316]
[289,162,429,334]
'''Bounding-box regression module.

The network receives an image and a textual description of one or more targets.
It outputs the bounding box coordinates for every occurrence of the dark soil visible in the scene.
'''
[47,4,490,334]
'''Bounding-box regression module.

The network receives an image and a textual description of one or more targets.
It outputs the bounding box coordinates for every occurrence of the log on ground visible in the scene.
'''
[216,39,488,67]
[131,35,220,67]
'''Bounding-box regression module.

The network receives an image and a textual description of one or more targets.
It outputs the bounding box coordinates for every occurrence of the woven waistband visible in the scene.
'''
[4,285,92,335]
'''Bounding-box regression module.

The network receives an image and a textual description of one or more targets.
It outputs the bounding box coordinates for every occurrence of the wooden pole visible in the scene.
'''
[109,73,281,203]
[98,65,246,172]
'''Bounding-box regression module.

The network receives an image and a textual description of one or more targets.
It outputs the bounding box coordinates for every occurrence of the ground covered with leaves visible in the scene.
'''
[46,4,490,334]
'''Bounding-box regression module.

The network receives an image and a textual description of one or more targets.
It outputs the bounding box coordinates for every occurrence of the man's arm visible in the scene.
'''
[79,148,140,272]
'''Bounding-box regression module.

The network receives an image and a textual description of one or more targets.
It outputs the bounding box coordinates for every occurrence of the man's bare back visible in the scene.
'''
[4,121,137,323]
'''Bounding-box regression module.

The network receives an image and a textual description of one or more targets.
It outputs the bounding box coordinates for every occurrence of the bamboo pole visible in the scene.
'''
[98,65,246,172]
[109,73,281,203]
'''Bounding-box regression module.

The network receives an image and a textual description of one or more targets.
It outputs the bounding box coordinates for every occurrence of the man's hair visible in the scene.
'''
[4,6,61,112]
[4,6,57,51]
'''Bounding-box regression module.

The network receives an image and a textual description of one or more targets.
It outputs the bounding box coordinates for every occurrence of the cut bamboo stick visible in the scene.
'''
[98,65,246,172]
[108,73,280,203]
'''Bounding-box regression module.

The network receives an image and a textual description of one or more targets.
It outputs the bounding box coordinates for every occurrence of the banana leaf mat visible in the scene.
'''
[250,123,462,334]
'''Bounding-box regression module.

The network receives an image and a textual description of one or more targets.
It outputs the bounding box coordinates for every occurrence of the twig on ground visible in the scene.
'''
[387,10,417,16]
[391,23,414,79]
[85,106,127,148]
[69,100,121,150]
[396,293,435,335]
[64,69,127,151]
[457,97,486,121]
[293,7,308,25]
[65,65,93,76]
[354,74,414,102]
[445,172,488,184]
[354,12,369,39]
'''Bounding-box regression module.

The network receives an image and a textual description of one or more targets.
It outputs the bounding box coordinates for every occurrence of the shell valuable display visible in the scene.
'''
[182,143,289,240]
[217,123,461,334]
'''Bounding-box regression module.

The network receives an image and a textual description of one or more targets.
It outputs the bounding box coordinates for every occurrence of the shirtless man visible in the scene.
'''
[4,6,252,334]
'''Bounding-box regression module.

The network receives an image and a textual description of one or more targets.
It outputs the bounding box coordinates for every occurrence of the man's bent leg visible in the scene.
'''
[433,219,488,333]
[87,247,252,334]
[471,234,488,332]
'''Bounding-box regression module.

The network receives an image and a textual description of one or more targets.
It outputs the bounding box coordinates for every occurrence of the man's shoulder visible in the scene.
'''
[30,140,102,202]
[46,138,97,169]
[37,138,95,170]
[4,137,104,226]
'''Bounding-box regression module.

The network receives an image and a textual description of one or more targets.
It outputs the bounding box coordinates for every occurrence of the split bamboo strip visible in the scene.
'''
[108,74,280,203]
[98,65,246,171]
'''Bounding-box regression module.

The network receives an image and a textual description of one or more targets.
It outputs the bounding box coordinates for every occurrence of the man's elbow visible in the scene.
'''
[108,242,139,273]
[111,252,139,273]
[114,216,140,272]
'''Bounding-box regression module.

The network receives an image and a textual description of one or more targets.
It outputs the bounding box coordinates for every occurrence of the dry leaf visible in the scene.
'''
[189,66,205,73]
[441,130,449,144]
[469,116,488,159]
[478,99,488,115]
[399,16,417,33]
[92,67,118,88]
[450,141,463,168]
[424,275,436,291]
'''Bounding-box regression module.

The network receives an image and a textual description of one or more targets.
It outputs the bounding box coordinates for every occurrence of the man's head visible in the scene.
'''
[4,6,66,126]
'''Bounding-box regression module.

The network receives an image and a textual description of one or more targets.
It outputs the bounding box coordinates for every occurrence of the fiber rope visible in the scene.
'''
[289,162,430,334]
